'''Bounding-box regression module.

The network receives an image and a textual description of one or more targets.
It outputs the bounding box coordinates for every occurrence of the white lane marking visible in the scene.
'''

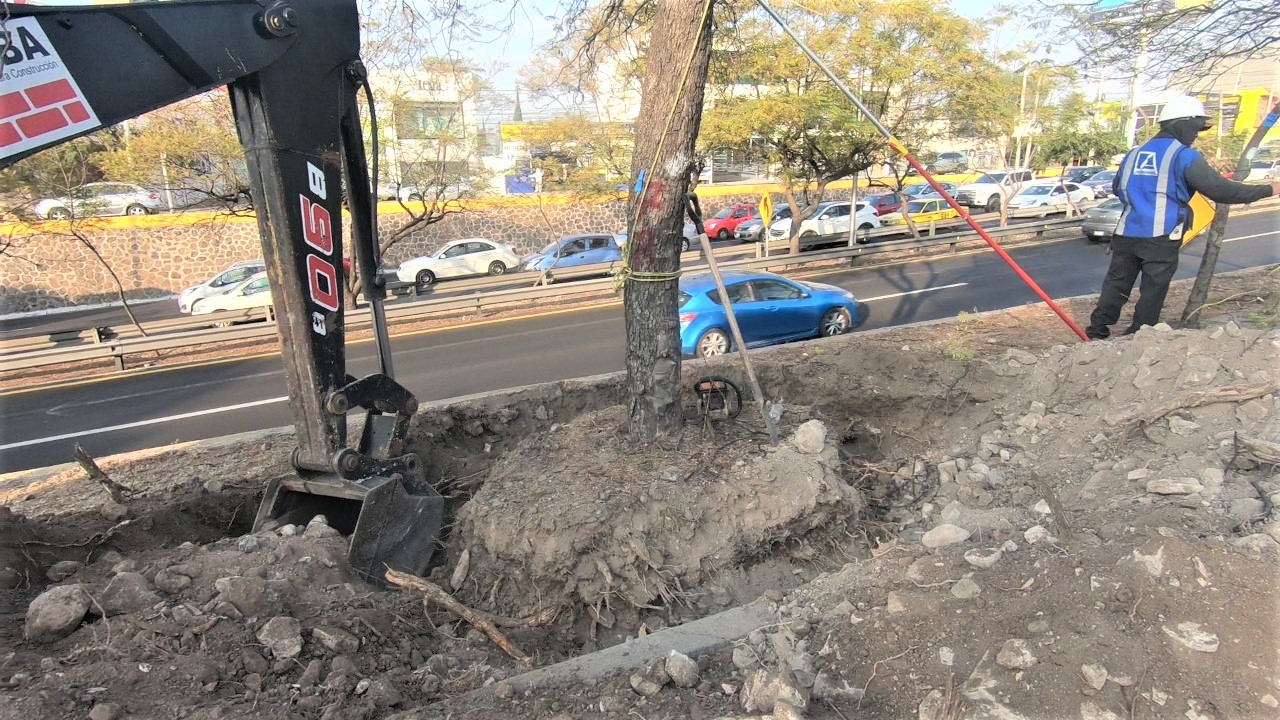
[862,282,968,302]
[46,371,281,415]
[1,396,286,451]
[1222,230,1279,244]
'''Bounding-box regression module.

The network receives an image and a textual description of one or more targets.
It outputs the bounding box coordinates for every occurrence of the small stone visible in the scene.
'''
[99,572,161,616]
[885,592,906,614]
[420,674,443,696]
[1230,534,1279,554]
[1130,546,1166,576]
[1146,478,1203,495]
[241,648,270,675]
[1024,525,1051,544]
[313,625,360,654]
[629,658,670,697]
[950,578,981,599]
[1031,499,1052,515]
[214,576,268,617]
[24,584,90,643]
[772,699,805,720]
[938,647,955,666]
[365,678,402,707]
[1162,622,1218,653]
[1168,415,1201,435]
[921,524,970,548]
[299,659,323,688]
[1200,468,1225,491]
[665,650,700,688]
[1126,468,1151,481]
[494,681,514,700]
[46,560,83,582]
[257,616,303,658]
[100,501,129,522]
[88,703,120,720]
[203,479,224,493]
[1229,498,1265,522]
[996,639,1037,669]
[237,535,259,553]
[1260,694,1278,709]
[791,420,827,454]
[279,524,298,537]
[1081,663,1108,690]
[534,405,550,421]
[355,678,371,695]
[153,568,192,594]
[741,668,808,713]
[732,645,759,671]
[1027,619,1051,634]
[304,515,341,538]
[1080,701,1123,720]
[1001,540,1019,553]
[964,549,1003,569]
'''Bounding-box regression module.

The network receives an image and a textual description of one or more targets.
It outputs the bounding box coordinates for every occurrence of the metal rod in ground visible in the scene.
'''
[756,0,1089,342]
[686,195,779,445]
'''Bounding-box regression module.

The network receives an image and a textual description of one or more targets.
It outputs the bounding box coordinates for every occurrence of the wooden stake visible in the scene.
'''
[384,568,532,666]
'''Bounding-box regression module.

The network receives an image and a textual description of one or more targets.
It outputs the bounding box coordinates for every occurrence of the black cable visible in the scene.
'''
[359,78,382,271]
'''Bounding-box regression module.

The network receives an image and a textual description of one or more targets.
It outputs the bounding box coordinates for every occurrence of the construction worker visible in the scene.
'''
[1085,95,1280,340]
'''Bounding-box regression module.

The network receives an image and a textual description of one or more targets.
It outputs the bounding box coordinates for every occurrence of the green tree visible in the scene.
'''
[699,0,1000,253]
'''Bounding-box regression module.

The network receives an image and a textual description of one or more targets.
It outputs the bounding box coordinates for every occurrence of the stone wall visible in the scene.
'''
[0,186,843,313]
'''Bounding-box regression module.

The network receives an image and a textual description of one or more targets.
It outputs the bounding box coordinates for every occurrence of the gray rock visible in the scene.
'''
[100,501,129,522]
[741,668,808,713]
[791,420,827,454]
[237,535,260,553]
[629,658,670,697]
[732,645,759,671]
[1023,525,1051,544]
[313,625,360,654]
[921,524,970,548]
[1168,416,1201,436]
[365,677,402,707]
[419,674,443,696]
[773,700,805,720]
[214,576,268,617]
[88,703,120,720]
[299,659,324,688]
[153,568,192,594]
[1005,348,1038,365]
[1231,534,1280,554]
[1162,622,1219,652]
[811,671,864,702]
[964,549,1003,569]
[534,405,550,421]
[950,578,982,599]
[241,648,270,675]
[305,515,341,538]
[99,572,160,616]
[494,681,514,699]
[46,560,83,582]
[1229,498,1265,522]
[664,650,700,688]
[202,479,224,493]
[1081,663,1108,690]
[995,639,1037,669]
[257,616,303,658]
[1146,478,1203,495]
[24,584,90,643]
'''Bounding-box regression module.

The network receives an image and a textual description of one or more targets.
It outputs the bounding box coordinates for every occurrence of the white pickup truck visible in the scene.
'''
[953,169,1036,214]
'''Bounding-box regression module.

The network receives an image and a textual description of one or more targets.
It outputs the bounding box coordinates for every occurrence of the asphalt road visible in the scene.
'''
[1,209,1276,474]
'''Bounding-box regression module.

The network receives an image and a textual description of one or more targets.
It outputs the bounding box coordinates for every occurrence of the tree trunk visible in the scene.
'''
[1180,100,1280,328]
[623,0,714,441]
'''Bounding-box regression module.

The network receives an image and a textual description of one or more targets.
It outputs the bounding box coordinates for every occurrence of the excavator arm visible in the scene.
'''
[1,0,442,582]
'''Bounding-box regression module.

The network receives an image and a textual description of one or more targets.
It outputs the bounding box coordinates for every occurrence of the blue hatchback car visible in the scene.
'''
[679,270,869,358]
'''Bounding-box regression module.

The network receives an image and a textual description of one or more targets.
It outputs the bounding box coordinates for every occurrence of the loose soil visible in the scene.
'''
[1,265,1278,720]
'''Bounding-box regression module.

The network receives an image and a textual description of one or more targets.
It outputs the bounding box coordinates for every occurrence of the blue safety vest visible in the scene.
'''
[1114,137,1199,240]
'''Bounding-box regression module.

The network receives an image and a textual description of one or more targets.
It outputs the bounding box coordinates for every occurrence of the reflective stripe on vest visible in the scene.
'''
[1114,137,1193,239]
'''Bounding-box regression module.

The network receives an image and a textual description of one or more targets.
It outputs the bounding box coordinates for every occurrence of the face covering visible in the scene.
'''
[1160,117,1208,146]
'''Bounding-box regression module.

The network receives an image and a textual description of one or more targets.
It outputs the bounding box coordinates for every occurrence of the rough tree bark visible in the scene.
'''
[623,0,714,441]
[1180,100,1279,328]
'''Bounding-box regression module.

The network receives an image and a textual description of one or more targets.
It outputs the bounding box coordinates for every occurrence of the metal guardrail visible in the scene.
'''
[0,215,1084,374]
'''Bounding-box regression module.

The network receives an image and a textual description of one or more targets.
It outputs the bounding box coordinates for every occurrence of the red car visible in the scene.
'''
[861,192,906,216]
[702,203,758,240]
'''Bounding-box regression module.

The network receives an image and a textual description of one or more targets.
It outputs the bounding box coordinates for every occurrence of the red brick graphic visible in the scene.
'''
[25,79,76,108]
[0,123,20,147]
[0,93,31,120]
[63,102,90,124]
[16,108,69,138]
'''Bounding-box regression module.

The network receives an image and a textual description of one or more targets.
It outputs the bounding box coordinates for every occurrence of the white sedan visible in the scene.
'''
[395,238,521,289]
[190,271,272,316]
[1006,182,1092,217]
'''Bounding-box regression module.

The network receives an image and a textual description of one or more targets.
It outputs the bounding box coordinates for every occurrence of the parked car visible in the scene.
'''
[1266,159,1280,180]
[178,259,266,314]
[702,203,758,240]
[930,151,969,173]
[190,271,272,316]
[954,169,1035,213]
[520,233,623,273]
[861,192,906,216]
[735,205,793,243]
[882,197,961,228]
[767,201,882,248]
[902,181,959,199]
[395,238,520,289]
[1081,197,1123,241]
[1061,165,1107,183]
[1245,160,1275,182]
[397,182,475,202]
[1006,181,1092,217]
[1081,170,1117,199]
[679,270,869,358]
[32,182,163,220]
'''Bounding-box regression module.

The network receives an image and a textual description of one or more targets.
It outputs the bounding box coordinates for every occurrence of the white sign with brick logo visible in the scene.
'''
[1,17,101,160]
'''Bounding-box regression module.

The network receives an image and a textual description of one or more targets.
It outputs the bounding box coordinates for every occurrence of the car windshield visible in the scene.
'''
[906,201,931,213]
[712,207,734,219]
[678,290,691,307]
[1020,186,1053,196]
[975,173,1008,184]
[539,241,559,254]
[1089,171,1115,182]
[1100,198,1123,210]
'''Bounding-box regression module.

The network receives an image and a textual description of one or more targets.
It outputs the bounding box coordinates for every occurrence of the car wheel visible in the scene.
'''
[125,204,149,216]
[48,207,71,220]
[680,237,690,252]
[820,308,851,337]
[696,329,730,358]
[716,229,730,240]
[487,261,507,276]
[855,222,874,244]
[984,196,1000,214]
[415,269,436,290]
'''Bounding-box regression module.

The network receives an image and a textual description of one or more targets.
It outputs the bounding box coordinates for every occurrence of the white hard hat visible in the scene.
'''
[1157,95,1212,126]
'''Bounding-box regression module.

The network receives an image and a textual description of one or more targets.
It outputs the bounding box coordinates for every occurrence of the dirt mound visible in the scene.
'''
[1,266,1277,720]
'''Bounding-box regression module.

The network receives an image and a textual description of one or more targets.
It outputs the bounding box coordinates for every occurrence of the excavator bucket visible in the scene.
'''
[254,473,444,582]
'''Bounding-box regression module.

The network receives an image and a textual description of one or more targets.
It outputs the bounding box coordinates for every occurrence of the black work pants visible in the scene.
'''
[1086,234,1180,340]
